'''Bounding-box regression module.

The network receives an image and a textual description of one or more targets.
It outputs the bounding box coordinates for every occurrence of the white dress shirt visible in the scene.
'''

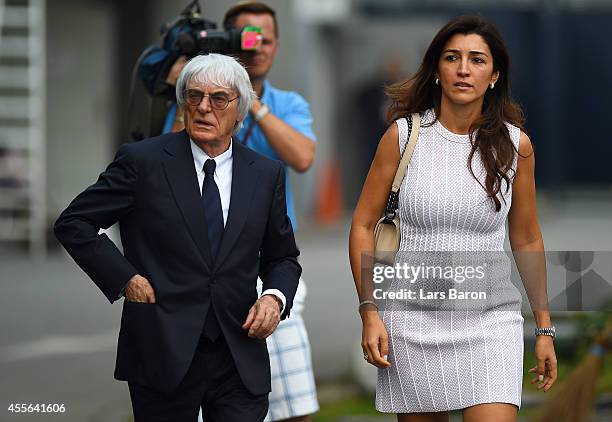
[190,138,286,312]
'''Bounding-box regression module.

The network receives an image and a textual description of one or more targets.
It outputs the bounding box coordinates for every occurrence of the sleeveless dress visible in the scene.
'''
[375,109,524,413]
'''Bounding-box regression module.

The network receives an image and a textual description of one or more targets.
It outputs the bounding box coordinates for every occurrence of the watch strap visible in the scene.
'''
[535,326,556,339]
[254,104,269,122]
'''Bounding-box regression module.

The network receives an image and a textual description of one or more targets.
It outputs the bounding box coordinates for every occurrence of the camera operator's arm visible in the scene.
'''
[251,97,316,173]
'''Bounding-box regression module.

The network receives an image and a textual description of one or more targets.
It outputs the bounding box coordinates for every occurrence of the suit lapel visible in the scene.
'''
[162,130,213,269]
[214,141,260,271]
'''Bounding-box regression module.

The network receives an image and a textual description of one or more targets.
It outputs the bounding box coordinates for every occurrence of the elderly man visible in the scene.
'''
[54,54,301,421]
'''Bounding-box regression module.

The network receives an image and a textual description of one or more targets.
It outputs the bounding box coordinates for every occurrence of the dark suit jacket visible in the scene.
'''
[54,130,301,395]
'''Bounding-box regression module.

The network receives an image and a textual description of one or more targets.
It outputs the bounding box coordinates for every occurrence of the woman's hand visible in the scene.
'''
[361,310,391,368]
[528,336,557,392]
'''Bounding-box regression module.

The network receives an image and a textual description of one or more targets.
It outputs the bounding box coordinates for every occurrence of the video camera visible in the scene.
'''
[129,0,261,141]
[162,0,262,57]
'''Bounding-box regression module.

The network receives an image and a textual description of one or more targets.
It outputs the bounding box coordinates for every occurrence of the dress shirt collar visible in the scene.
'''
[190,138,233,174]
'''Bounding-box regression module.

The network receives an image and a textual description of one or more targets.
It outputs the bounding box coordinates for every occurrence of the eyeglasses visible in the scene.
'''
[183,89,239,110]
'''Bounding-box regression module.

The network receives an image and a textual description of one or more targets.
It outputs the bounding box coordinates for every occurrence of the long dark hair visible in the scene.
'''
[387,15,527,211]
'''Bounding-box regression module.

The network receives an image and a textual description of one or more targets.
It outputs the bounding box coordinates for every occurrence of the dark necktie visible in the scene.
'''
[201,159,224,260]
[201,158,223,341]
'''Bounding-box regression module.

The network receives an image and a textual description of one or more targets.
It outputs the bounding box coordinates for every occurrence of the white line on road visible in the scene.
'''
[0,330,116,362]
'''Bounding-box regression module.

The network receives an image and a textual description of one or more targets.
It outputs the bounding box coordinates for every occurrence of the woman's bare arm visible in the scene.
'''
[348,123,401,368]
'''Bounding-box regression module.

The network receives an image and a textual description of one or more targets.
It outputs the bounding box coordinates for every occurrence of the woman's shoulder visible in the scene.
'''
[504,121,522,148]
[503,122,533,157]
[517,130,533,156]
[392,108,435,127]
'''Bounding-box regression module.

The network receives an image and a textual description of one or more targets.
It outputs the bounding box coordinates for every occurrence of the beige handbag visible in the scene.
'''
[374,113,420,264]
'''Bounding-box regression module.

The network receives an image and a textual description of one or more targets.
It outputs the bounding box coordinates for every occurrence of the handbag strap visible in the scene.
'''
[383,112,420,219]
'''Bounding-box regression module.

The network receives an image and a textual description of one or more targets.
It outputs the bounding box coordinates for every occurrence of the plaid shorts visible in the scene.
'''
[261,277,319,421]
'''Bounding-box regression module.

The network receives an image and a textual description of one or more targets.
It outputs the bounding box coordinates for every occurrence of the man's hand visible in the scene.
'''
[248,97,316,173]
[241,294,282,339]
[125,274,156,303]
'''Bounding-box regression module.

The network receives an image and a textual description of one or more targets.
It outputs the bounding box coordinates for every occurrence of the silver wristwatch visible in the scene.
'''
[254,103,269,122]
[535,326,556,339]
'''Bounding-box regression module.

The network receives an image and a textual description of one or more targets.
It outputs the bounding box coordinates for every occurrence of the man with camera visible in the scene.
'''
[221,3,319,422]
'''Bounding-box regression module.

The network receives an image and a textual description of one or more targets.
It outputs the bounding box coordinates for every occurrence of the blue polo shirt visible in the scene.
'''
[164,80,315,229]
[235,80,316,230]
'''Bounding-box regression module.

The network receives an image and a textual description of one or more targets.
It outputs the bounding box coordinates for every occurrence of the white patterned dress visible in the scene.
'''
[376,109,524,413]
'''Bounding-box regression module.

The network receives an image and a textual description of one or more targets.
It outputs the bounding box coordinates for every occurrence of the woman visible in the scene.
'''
[349,15,557,422]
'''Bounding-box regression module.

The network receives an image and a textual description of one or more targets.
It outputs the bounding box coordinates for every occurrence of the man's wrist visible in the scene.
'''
[253,103,269,122]
[118,273,138,299]
[261,288,286,313]
[263,294,283,311]
[251,98,262,113]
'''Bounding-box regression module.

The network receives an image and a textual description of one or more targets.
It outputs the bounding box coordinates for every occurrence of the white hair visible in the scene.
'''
[176,53,255,133]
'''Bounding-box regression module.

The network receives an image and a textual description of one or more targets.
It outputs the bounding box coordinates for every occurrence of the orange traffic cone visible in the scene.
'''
[315,158,344,224]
